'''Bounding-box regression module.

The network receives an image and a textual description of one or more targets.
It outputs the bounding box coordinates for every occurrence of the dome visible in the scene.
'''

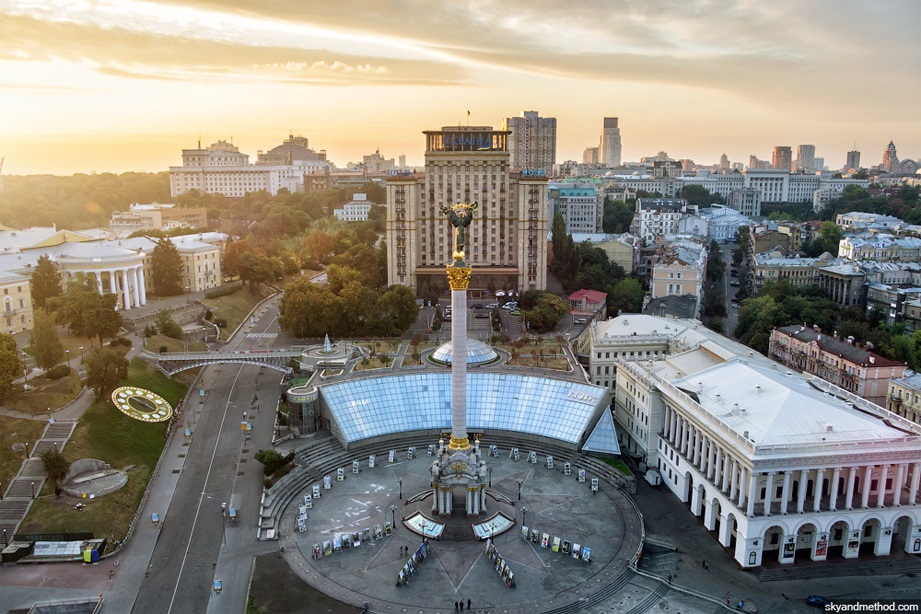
[429,339,499,366]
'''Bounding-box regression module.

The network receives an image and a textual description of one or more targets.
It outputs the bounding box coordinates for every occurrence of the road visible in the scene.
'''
[129,297,282,614]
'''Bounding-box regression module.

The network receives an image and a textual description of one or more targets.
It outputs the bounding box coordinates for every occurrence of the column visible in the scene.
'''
[721,452,731,492]
[877,465,889,508]
[829,467,841,511]
[662,406,670,438]
[764,472,774,516]
[780,473,791,515]
[909,462,920,505]
[746,472,757,517]
[139,266,147,305]
[729,460,739,501]
[131,267,141,307]
[797,469,808,513]
[677,418,685,454]
[861,466,873,508]
[107,270,116,296]
[894,464,906,507]
[845,466,857,509]
[813,469,824,512]
[692,428,700,466]
[738,466,748,508]
[94,271,103,294]
[121,268,131,310]
[714,448,723,486]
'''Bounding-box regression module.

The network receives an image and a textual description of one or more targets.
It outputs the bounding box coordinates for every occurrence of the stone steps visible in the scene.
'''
[6,478,44,499]
[753,555,921,581]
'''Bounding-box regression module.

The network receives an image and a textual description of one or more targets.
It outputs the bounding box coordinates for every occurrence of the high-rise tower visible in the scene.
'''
[796,145,816,171]
[845,150,861,172]
[772,146,792,171]
[502,111,557,173]
[883,141,899,173]
[600,117,622,166]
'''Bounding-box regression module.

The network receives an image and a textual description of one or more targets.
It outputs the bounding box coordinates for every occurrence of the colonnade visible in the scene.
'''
[91,265,147,310]
[662,404,921,517]
[432,484,487,516]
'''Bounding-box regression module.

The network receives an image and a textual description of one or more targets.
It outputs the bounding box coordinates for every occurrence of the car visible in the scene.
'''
[806,595,829,608]
[730,270,738,277]
[510,310,521,316]
[471,303,483,310]
[502,302,518,310]
[731,303,739,309]
[485,303,499,309]
[575,318,587,324]
[730,281,739,287]
[474,312,489,318]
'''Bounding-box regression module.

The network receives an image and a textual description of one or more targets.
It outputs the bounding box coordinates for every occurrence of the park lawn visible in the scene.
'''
[18,466,150,547]
[144,334,208,353]
[19,358,187,541]
[202,287,267,341]
[4,370,83,415]
[0,417,47,493]
[353,356,393,371]
[603,457,634,477]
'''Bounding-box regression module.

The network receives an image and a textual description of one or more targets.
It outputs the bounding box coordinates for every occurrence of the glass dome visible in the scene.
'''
[429,339,499,366]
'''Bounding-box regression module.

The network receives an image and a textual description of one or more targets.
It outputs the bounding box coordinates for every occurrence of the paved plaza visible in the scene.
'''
[277,450,643,613]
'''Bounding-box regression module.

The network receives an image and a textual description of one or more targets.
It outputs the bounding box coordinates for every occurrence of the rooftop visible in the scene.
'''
[775,325,903,368]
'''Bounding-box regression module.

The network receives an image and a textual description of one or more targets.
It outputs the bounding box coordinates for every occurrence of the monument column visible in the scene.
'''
[447,264,472,452]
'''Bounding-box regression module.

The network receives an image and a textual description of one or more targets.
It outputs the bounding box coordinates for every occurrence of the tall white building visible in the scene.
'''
[632,198,693,244]
[549,182,603,234]
[169,135,331,197]
[600,118,623,167]
[385,125,548,292]
[502,111,557,173]
[796,144,816,171]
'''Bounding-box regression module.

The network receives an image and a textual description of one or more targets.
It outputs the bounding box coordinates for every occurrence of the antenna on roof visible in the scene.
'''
[198,134,201,149]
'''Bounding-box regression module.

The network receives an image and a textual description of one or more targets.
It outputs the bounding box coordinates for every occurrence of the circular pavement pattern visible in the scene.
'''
[279,450,642,613]
[111,386,172,422]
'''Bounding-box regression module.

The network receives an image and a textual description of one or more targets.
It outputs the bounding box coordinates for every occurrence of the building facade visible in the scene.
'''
[632,198,693,244]
[109,203,208,238]
[768,325,906,406]
[502,111,556,173]
[385,125,548,292]
[887,374,921,426]
[600,118,622,167]
[549,182,602,234]
[772,146,793,170]
[333,194,375,222]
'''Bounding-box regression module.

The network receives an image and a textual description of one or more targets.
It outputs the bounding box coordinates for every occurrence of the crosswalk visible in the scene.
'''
[246,332,278,339]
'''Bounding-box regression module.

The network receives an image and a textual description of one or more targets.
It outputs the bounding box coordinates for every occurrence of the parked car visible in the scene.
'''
[575,318,587,324]
[474,312,489,318]
[729,280,739,287]
[485,303,499,309]
[806,595,829,608]
[471,303,483,309]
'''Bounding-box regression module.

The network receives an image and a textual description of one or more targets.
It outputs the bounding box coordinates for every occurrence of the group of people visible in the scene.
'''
[454,598,472,611]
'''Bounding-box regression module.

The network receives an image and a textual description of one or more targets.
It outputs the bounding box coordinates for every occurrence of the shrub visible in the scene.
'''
[116,337,132,347]
[159,346,169,354]
[45,364,71,380]
[205,285,240,300]
[204,309,213,321]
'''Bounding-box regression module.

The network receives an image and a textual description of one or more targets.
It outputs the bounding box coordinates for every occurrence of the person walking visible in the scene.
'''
[467,598,472,610]
[454,601,458,612]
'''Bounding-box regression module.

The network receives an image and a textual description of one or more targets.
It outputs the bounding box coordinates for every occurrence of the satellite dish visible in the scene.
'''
[11,443,25,452]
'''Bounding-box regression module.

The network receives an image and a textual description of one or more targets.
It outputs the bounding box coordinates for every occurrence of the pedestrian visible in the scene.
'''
[467,598,471,610]
[454,601,458,612]
[704,561,709,572]
[460,600,464,611]
[726,596,731,606]
[702,558,706,569]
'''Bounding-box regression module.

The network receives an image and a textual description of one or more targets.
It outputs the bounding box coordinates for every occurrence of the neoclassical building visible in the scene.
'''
[579,314,921,569]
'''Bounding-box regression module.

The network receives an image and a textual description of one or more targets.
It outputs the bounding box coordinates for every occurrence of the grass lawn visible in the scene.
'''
[353,356,393,371]
[144,335,208,353]
[354,340,400,353]
[0,417,47,492]
[202,287,267,341]
[602,457,634,477]
[18,466,150,547]
[5,370,83,415]
[19,357,187,541]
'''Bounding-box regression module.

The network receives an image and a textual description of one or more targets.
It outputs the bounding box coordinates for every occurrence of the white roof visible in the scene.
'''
[675,361,912,448]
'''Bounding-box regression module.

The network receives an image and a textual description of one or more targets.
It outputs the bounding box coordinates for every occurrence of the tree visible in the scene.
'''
[374,285,418,336]
[41,448,69,496]
[85,347,128,399]
[679,185,724,208]
[523,293,571,334]
[602,198,635,234]
[608,278,644,315]
[237,252,283,293]
[151,238,184,296]
[155,309,183,339]
[49,274,121,344]
[30,308,65,370]
[30,254,61,309]
[0,333,22,400]
[302,230,340,263]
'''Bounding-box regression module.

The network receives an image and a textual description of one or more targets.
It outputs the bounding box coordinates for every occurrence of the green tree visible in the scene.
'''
[30,254,61,310]
[41,448,70,496]
[151,238,184,296]
[85,347,128,399]
[602,198,635,234]
[608,278,644,315]
[817,221,843,256]
[237,252,283,293]
[30,308,65,370]
[374,285,419,336]
[0,333,23,400]
[523,293,571,334]
[155,309,183,340]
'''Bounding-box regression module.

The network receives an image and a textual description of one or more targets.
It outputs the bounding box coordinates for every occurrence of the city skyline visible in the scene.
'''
[1,0,919,176]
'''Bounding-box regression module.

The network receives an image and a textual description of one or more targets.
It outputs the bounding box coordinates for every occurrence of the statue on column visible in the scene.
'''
[440,201,478,263]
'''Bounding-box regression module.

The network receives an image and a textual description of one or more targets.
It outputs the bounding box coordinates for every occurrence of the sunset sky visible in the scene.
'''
[1,0,919,176]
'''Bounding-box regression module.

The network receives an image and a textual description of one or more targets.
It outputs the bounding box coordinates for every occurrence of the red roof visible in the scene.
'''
[568,289,607,304]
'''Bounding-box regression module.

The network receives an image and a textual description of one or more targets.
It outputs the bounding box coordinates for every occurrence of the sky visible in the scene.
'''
[1,0,919,176]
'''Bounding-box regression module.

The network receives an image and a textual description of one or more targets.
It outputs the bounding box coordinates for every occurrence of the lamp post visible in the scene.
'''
[64,349,69,365]
[79,346,84,366]
[390,504,397,529]
[0,481,3,500]
[24,442,30,459]
[221,502,227,546]
[30,481,35,499]
[521,507,527,527]
[2,528,6,547]
[517,478,523,501]
[398,478,403,500]
[487,467,492,488]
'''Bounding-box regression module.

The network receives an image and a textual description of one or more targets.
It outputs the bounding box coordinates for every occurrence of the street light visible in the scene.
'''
[398,478,403,500]
[487,467,492,488]
[2,529,6,547]
[79,346,84,366]
[30,481,35,499]
[221,502,227,546]
[517,478,523,501]
[522,507,527,527]
[390,504,397,529]
[64,349,70,365]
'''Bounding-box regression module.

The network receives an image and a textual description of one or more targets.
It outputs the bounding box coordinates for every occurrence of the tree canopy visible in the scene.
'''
[85,347,128,399]
[0,333,22,400]
[48,274,122,344]
[30,254,62,310]
[30,308,65,370]
[151,238,184,296]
